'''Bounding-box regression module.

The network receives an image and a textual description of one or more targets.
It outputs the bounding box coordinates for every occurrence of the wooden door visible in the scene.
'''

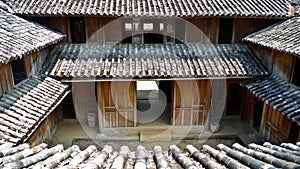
[173,80,210,125]
[70,17,86,43]
[98,81,136,128]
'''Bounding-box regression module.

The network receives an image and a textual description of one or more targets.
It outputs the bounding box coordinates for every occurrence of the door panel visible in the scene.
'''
[99,81,136,128]
[173,80,210,125]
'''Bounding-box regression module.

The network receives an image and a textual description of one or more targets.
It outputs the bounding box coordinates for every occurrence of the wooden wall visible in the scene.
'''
[260,104,292,144]
[173,80,211,126]
[86,17,121,43]
[0,64,14,96]
[28,16,281,44]
[27,104,63,146]
[23,51,42,77]
[241,89,255,124]
[73,82,98,123]
[233,18,280,43]
[272,51,294,82]
[251,46,296,82]
[97,81,136,130]
[185,18,219,43]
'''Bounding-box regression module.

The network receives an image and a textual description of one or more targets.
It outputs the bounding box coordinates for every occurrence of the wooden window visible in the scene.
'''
[11,58,27,85]
[143,23,154,31]
[122,19,133,43]
[122,18,183,44]
[70,17,86,43]
[218,18,233,44]
[125,23,132,31]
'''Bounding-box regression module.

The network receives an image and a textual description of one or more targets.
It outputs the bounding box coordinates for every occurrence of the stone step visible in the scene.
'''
[140,130,172,142]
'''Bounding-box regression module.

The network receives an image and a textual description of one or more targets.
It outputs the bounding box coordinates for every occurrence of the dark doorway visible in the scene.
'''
[289,122,300,143]
[70,17,86,43]
[136,81,172,126]
[11,58,27,85]
[218,18,233,44]
[143,20,164,44]
[292,57,300,87]
[226,83,243,116]
[144,33,164,43]
[62,92,76,119]
[252,99,264,131]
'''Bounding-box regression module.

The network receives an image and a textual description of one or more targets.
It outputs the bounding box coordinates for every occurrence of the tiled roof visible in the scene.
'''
[243,17,300,57]
[0,142,300,168]
[45,43,268,80]
[0,75,69,145]
[2,0,292,17]
[244,76,300,125]
[0,8,65,65]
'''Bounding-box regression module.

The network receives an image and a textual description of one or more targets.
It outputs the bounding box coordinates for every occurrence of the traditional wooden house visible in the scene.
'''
[241,17,300,143]
[0,8,69,146]
[1,0,296,138]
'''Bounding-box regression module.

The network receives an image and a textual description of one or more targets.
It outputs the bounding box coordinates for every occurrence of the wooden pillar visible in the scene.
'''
[97,82,104,132]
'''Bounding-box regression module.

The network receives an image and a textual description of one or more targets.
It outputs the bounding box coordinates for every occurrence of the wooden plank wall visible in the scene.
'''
[251,46,295,82]
[260,104,292,143]
[272,51,294,82]
[23,52,42,77]
[97,81,136,129]
[73,82,98,123]
[86,17,121,43]
[27,104,63,146]
[0,64,14,96]
[251,46,273,73]
[241,89,255,125]
[233,18,280,43]
[173,80,211,126]
[185,18,219,43]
